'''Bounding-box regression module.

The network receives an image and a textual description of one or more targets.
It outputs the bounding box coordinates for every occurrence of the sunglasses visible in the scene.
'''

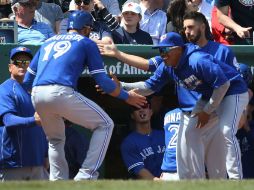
[20,2,37,8]
[11,60,31,67]
[159,46,178,55]
[75,0,91,6]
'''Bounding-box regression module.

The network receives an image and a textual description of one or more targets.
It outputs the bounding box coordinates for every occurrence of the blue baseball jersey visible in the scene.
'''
[146,43,247,100]
[161,108,182,172]
[24,33,109,89]
[201,41,239,70]
[121,130,165,177]
[0,79,47,168]
[148,41,240,111]
[148,56,199,111]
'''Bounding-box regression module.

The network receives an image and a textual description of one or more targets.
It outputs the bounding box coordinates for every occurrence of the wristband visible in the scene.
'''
[117,88,129,100]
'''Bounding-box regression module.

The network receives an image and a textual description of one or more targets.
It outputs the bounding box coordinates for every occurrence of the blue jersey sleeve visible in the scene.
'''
[148,56,163,72]
[145,63,172,92]
[85,41,121,95]
[85,41,106,74]
[23,50,40,91]
[2,113,36,128]
[121,139,145,175]
[92,72,117,94]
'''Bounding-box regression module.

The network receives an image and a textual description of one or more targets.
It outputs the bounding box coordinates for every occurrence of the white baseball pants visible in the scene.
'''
[31,85,114,181]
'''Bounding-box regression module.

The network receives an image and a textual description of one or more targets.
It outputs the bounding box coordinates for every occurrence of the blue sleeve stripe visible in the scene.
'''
[27,67,36,75]
[151,57,159,68]
[128,162,144,171]
[90,69,106,75]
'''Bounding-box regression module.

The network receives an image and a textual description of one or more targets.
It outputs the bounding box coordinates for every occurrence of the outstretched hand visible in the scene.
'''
[125,88,147,108]
[98,43,119,58]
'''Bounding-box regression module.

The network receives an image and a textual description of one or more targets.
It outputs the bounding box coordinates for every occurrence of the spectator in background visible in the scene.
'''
[96,0,121,17]
[92,0,119,32]
[34,0,64,34]
[112,2,153,44]
[139,0,167,44]
[0,0,12,18]
[10,0,54,44]
[64,120,89,179]
[60,0,113,44]
[190,0,212,29]
[215,0,254,45]
[0,46,48,181]
[166,0,198,41]
[211,6,234,45]
[121,100,165,180]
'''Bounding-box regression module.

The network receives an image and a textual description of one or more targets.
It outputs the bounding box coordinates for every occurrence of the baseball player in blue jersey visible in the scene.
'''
[121,101,165,179]
[0,47,48,181]
[160,108,181,181]
[183,11,246,179]
[121,32,248,179]
[23,10,146,181]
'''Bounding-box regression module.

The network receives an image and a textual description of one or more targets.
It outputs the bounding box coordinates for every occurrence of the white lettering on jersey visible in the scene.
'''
[164,112,181,125]
[43,41,71,61]
[140,147,154,160]
[167,124,179,149]
[181,75,202,90]
[47,34,83,42]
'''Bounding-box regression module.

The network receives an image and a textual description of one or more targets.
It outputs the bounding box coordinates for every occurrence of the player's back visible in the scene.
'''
[32,33,103,88]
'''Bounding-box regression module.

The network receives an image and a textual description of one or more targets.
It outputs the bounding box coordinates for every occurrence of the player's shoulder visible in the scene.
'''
[209,41,232,52]
[0,79,16,96]
[121,132,140,146]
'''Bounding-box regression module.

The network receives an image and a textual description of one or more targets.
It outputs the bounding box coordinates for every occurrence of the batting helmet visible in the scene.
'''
[239,63,253,86]
[67,10,93,30]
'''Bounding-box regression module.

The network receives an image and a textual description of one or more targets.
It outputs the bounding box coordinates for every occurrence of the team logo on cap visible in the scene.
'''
[16,47,27,51]
[128,3,133,7]
[69,21,74,28]
[160,34,167,42]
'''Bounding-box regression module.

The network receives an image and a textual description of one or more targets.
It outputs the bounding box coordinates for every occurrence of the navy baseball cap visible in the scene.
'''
[152,32,184,49]
[10,46,33,60]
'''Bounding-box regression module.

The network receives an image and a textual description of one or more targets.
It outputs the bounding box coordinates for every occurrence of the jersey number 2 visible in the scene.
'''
[42,41,71,61]
[167,124,179,149]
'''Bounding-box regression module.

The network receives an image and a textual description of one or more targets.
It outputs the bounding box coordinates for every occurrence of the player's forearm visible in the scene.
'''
[137,168,155,180]
[203,81,230,114]
[3,113,36,128]
[116,51,149,71]
[121,81,155,96]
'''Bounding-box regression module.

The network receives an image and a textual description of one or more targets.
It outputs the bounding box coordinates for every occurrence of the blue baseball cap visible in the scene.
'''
[10,46,33,60]
[152,32,184,49]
